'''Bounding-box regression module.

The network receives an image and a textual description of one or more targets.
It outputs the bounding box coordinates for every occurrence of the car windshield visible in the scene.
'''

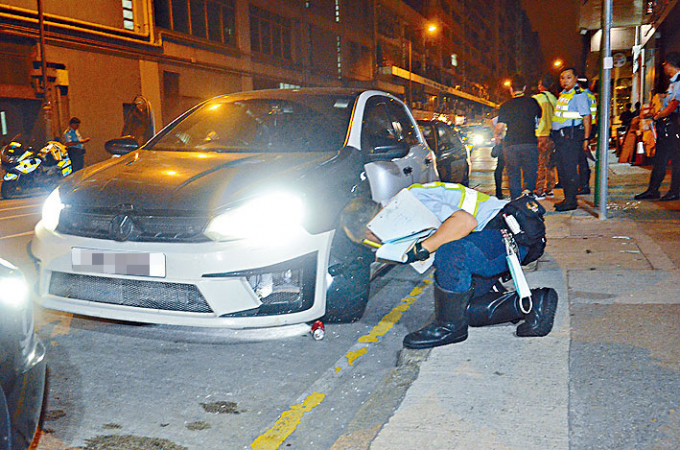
[148,93,357,153]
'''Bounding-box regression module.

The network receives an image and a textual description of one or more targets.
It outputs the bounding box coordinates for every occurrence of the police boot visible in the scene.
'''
[403,284,473,349]
[467,288,558,337]
[467,290,524,327]
[516,287,558,337]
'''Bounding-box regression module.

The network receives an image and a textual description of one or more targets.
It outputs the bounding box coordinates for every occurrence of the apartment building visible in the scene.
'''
[0,0,541,164]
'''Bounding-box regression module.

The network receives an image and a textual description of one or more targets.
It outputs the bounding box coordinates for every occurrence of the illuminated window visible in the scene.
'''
[122,0,134,30]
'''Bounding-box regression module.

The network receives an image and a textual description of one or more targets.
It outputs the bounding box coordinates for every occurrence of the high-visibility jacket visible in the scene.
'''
[585,89,597,125]
[551,87,591,130]
[533,91,557,137]
[407,182,507,231]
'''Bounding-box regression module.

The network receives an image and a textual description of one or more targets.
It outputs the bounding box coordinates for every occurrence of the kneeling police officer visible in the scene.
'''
[396,182,558,349]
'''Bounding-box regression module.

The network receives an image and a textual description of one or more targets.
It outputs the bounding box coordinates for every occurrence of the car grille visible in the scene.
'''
[57,207,210,243]
[48,272,213,313]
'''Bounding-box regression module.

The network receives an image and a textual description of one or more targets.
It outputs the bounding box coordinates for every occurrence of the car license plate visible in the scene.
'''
[72,248,166,278]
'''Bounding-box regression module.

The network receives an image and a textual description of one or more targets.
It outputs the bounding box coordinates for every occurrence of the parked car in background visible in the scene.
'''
[31,88,437,328]
[417,119,470,186]
[0,258,46,449]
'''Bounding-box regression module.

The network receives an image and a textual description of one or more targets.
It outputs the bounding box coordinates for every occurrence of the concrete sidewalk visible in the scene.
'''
[370,158,680,448]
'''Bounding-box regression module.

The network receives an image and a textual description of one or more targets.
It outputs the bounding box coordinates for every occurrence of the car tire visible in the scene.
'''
[323,229,373,323]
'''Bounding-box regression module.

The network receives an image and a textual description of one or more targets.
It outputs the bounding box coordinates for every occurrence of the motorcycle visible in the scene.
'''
[0,139,72,199]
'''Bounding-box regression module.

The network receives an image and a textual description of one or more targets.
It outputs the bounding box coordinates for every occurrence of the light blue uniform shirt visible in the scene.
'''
[408,183,508,231]
[63,127,84,150]
[551,88,592,130]
[664,71,680,112]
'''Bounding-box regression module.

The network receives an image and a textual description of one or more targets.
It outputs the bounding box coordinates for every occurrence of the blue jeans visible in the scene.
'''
[503,143,539,199]
[433,228,528,295]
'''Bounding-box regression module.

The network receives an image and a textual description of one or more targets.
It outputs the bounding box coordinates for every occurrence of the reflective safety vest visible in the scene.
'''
[586,90,597,125]
[407,182,506,230]
[552,89,584,126]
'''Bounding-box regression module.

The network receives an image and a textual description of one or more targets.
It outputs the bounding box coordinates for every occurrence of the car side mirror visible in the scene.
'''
[105,136,139,155]
[367,140,410,162]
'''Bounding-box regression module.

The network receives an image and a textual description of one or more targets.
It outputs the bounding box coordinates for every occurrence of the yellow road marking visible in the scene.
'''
[251,392,325,450]
[253,274,432,448]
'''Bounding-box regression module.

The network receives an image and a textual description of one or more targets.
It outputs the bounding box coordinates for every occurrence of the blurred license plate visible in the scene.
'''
[72,248,166,278]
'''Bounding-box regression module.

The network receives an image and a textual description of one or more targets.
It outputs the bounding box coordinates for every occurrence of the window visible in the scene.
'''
[250,6,291,60]
[122,0,134,30]
[153,0,235,45]
[361,96,418,152]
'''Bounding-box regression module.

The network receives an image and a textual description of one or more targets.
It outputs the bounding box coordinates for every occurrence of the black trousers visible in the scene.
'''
[578,146,591,189]
[648,121,680,194]
[552,130,584,205]
[68,147,85,172]
[494,148,504,196]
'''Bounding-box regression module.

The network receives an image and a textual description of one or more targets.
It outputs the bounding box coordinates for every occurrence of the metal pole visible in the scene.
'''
[37,0,52,140]
[597,0,613,219]
[408,40,412,108]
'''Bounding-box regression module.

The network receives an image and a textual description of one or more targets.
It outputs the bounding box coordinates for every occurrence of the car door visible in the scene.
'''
[359,95,436,204]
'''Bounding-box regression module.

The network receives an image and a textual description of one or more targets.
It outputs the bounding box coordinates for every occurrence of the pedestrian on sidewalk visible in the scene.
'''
[389,183,557,350]
[62,117,90,172]
[533,73,558,199]
[550,67,592,211]
[635,52,680,202]
[494,74,542,200]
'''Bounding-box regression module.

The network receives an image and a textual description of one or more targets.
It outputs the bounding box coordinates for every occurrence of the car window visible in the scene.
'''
[148,95,356,153]
[436,123,464,151]
[361,96,419,152]
[418,123,436,150]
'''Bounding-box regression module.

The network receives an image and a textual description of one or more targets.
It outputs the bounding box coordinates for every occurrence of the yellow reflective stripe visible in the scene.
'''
[561,111,582,119]
[407,182,489,217]
[458,186,478,215]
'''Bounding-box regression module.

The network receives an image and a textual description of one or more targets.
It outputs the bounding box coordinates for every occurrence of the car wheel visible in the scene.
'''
[0,179,18,199]
[323,229,373,323]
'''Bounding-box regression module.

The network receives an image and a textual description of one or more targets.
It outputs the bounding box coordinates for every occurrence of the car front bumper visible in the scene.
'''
[31,223,334,328]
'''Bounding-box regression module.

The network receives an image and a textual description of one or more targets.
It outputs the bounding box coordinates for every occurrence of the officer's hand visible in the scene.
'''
[405,242,431,263]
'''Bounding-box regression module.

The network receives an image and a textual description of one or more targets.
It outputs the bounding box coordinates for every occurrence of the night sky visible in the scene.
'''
[520,0,582,68]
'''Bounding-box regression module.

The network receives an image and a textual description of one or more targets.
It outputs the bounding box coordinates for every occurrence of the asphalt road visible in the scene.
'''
[0,194,437,449]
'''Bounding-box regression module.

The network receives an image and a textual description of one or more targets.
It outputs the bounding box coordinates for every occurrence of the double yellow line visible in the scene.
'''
[251,275,433,449]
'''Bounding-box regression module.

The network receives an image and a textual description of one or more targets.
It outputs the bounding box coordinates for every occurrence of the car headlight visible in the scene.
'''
[41,188,64,231]
[204,192,305,242]
[0,259,29,309]
[471,134,484,146]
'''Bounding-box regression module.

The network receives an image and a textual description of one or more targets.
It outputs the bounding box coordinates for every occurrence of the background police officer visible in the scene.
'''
[550,67,592,211]
[635,52,680,201]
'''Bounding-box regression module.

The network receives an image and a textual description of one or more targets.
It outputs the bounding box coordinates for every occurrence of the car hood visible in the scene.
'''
[62,150,339,212]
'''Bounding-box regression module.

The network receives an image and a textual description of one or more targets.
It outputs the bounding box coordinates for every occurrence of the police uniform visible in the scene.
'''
[551,87,591,209]
[62,126,85,172]
[644,70,680,199]
[578,88,597,193]
[401,183,557,349]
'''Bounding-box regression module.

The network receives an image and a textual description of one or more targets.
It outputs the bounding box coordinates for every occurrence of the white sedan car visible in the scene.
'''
[31,88,437,328]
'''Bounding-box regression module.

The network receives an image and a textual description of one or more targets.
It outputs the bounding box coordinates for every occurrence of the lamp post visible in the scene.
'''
[37,0,52,140]
[407,22,438,109]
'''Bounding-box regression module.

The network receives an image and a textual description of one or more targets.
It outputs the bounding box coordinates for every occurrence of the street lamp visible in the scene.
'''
[553,59,564,70]
[408,22,438,108]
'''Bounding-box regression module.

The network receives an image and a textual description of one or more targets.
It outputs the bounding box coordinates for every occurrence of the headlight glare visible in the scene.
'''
[0,275,29,308]
[471,134,484,146]
[41,188,64,231]
[204,192,305,241]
